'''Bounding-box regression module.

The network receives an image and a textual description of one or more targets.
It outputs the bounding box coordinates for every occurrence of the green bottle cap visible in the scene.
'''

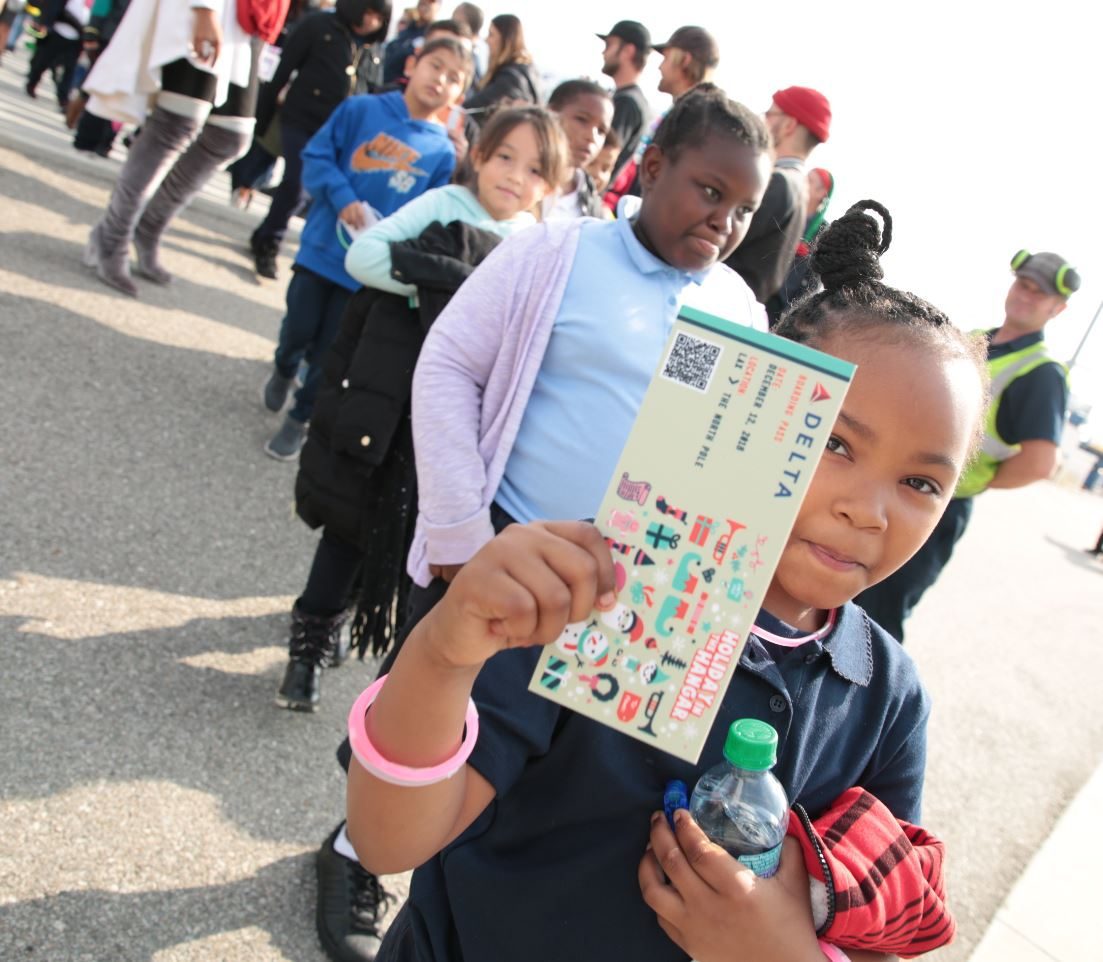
[721,718,778,771]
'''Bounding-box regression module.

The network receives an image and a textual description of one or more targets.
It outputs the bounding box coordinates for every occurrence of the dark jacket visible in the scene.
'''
[294,219,503,653]
[463,60,541,118]
[724,162,807,303]
[35,0,84,32]
[83,0,129,47]
[256,0,377,137]
[575,169,604,219]
[381,20,425,86]
[767,219,827,325]
[610,83,650,178]
[296,218,504,541]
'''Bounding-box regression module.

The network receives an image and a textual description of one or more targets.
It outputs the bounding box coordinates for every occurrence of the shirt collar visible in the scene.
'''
[775,156,805,171]
[614,195,709,286]
[984,328,1046,357]
[822,603,874,685]
[752,604,873,686]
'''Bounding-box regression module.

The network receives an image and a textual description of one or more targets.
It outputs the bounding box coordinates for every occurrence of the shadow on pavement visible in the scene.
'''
[1,292,308,600]
[0,162,106,225]
[0,854,324,962]
[1043,533,1103,571]
[3,223,279,340]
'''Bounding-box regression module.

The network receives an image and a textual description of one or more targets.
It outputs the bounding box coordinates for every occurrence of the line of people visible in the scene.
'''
[26,5,1085,962]
[308,97,984,958]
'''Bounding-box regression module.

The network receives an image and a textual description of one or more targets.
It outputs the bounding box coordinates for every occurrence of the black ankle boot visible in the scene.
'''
[276,605,350,712]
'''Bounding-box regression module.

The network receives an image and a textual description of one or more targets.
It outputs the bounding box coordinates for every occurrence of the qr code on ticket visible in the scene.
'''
[660,332,722,392]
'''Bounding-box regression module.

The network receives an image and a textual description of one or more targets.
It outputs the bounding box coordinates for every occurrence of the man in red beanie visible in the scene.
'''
[725,85,831,307]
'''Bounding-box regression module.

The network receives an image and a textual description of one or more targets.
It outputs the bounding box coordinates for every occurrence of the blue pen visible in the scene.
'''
[663,779,688,829]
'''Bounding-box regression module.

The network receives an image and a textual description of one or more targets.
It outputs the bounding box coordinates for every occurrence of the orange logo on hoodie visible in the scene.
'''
[351,133,427,177]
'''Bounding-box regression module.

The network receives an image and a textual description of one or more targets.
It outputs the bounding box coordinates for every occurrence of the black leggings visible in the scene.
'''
[298,529,364,618]
[27,31,81,103]
[160,48,260,119]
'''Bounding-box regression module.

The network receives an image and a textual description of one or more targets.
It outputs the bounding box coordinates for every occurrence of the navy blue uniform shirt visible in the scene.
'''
[386,602,929,962]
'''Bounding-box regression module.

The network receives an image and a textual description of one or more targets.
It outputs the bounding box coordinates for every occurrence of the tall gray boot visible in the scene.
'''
[134,123,252,284]
[84,106,199,297]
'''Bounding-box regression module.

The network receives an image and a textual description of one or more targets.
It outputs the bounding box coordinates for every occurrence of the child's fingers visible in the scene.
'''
[475,567,543,643]
[531,528,604,624]
[637,844,686,921]
[495,553,576,646]
[459,522,618,650]
[646,809,716,901]
[540,521,618,613]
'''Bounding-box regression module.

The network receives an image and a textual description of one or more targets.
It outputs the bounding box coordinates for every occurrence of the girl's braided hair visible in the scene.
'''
[777,200,985,349]
[776,200,990,446]
[651,83,770,161]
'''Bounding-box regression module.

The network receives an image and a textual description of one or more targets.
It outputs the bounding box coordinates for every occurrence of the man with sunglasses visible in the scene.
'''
[856,251,1080,642]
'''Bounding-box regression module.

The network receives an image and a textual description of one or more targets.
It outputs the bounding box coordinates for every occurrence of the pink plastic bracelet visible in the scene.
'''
[818,941,851,962]
[347,673,479,787]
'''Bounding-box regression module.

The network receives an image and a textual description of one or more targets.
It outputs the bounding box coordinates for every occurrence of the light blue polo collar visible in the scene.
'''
[613,195,708,286]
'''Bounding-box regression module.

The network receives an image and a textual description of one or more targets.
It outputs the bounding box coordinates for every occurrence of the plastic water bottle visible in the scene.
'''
[689,718,789,877]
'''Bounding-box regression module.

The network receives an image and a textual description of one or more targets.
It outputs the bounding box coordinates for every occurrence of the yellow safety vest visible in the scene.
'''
[955,337,1067,499]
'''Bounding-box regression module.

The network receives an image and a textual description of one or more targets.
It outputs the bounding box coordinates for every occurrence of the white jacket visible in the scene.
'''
[85,0,251,123]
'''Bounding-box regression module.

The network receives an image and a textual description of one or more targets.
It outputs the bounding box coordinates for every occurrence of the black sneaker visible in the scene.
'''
[316,825,395,962]
[275,605,350,711]
[262,367,295,412]
[251,234,279,279]
[264,414,308,461]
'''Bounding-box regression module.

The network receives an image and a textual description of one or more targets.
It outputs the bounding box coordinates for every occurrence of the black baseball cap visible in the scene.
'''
[596,20,651,53]
[652,25,719,69]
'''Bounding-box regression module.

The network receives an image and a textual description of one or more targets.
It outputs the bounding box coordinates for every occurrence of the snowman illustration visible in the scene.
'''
[556,620,609,667]
[601,603,644,643]
[578,626,610,667]
[555,621,588,658]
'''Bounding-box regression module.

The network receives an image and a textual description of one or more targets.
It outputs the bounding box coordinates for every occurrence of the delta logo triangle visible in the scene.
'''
[811,383,831,402]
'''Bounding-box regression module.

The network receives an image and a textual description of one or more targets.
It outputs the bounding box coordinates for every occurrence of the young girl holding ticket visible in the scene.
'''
[344,200,989,962]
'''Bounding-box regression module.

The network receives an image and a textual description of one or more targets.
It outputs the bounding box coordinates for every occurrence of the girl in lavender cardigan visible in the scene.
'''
[406,84,771,593]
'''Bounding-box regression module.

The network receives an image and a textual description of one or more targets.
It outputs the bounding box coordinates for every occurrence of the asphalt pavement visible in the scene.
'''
[1,48,1102,962]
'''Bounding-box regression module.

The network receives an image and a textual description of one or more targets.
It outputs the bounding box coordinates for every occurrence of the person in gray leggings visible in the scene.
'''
[84,40,261,296]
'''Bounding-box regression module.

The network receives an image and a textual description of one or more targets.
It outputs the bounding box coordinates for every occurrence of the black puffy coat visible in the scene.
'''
[256,0,384,136]
[294,220,504,653]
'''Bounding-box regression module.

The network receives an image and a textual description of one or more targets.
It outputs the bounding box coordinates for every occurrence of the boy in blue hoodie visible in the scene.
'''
[262,36,471,461]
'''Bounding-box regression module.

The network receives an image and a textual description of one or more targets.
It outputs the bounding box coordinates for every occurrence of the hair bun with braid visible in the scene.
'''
[812,200,893,294]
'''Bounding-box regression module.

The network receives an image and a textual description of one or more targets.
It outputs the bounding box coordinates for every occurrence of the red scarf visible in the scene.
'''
[237,0,291,43]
